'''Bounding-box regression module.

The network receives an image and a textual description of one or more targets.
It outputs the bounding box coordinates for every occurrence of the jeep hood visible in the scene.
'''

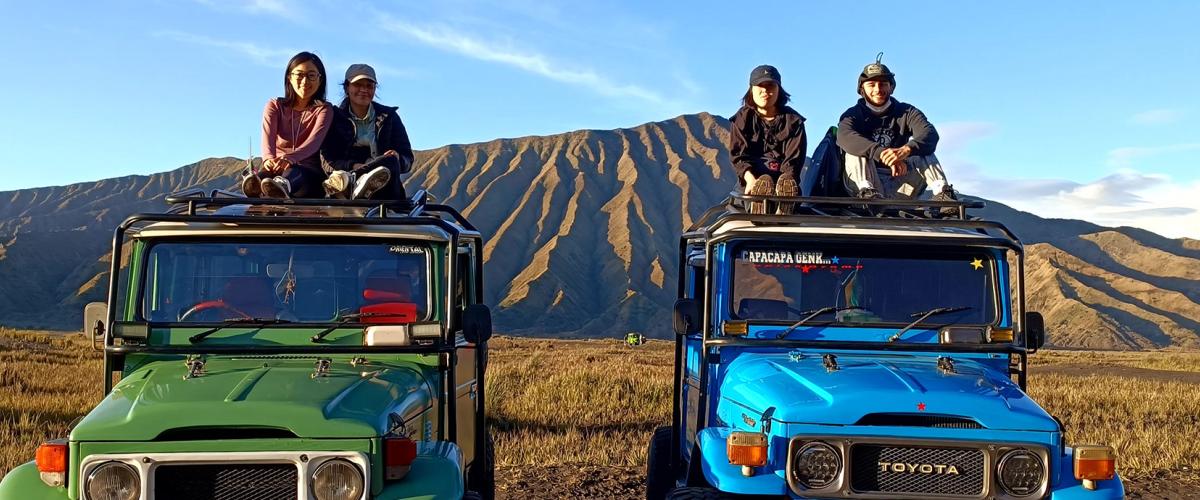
[72,357,433,441]
[719,353,1057,432]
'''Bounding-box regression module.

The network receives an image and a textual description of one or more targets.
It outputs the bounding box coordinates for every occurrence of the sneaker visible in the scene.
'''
[352,166,391,200]
[856,187,883,200]
[932,185,960,217]
[261,176,291,199]
[775,173,798,214]
[323,170,354,199]
[746,175,774,215]
[240,172,262,198]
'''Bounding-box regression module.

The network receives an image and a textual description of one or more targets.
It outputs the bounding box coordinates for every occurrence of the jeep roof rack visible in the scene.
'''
[162,188,475,231]
[685,192,1019,248]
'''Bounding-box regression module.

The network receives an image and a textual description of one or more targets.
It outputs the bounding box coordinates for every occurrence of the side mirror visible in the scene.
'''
[463,304,492,344]
[673,299,700,336]
[1025,311,1046,351]
[84,302,108,350]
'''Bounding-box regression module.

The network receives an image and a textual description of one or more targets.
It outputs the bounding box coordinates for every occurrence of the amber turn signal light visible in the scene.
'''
[35,441,67,473]
[36,440,67,487]
[726,432,767,467]
[723,321,748,336]
[1074,445,1116,481]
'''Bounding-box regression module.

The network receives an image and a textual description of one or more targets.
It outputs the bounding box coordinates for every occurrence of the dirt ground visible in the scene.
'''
[497,466,1200,499]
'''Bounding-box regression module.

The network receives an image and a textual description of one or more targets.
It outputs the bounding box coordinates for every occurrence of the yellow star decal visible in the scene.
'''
[970,258,984,270]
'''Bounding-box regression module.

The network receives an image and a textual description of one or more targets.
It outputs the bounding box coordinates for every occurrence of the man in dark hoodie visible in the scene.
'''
[837,54,957,207]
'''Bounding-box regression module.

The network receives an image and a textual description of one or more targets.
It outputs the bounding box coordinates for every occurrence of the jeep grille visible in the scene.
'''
[154,463,297,500]
[850,444,985,497]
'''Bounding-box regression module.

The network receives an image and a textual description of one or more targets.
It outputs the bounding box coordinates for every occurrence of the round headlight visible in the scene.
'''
[997,449,1045,497]
[311,459,365,500]
[85,461,140,500]
[791,442,841,489]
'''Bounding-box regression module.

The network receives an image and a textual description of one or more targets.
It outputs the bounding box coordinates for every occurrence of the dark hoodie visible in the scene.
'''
[836,98,938,162]
[728,105,807,186]
[321,100,414,172]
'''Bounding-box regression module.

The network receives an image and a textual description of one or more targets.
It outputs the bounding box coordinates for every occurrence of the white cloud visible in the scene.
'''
[962,170,1200,239]
[1131,108,1184,126]
[1107,143,1200,169]
[377,17,667,105]
[192,0,305,22]
[937,121,998,156]
[944,128,1200,238]
[155,30,296,67]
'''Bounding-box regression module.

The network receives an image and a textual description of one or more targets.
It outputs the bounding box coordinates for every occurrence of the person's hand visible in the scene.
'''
[880,148,909,176]
[262,158,278,173]
[382,150,398,158]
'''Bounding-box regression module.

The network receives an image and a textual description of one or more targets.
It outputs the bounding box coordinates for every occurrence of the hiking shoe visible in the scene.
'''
[856,187,883,200]
[932,185,960,217]
[240,172,262,198]
[352,166,391,200]
[323,170,354,199]
[775,173,798,214]
[746,175,774,214]
[261,176,291,199]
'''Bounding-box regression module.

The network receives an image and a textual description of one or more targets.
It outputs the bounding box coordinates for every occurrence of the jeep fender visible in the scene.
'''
[695,427,786,496]
[0,462,71,500]
[376,441,465,500]
[1048,447,1125,499]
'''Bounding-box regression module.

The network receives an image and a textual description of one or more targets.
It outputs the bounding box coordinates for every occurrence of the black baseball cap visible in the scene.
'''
[749,65,781,86]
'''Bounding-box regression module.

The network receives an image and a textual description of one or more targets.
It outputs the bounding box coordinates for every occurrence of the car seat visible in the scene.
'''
[360,272,418,323]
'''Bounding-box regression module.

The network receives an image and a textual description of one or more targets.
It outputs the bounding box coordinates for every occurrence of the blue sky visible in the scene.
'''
[2,1,1198,237]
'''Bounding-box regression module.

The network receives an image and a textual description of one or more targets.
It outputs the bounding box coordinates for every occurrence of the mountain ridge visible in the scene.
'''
[1,112,1198,350]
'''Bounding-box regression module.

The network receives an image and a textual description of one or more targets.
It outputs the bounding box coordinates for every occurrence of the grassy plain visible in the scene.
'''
[2,330,1198,493]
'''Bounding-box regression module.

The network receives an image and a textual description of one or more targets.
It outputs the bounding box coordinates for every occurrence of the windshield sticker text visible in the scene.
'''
[739,250,834,265]
[389,245,425,254]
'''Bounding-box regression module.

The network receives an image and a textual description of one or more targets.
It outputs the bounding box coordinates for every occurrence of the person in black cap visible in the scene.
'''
[728,64,807,214]
[837,53,957,210]
[320,63,414,200]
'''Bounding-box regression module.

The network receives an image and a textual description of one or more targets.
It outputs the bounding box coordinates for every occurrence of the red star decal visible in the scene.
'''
[917,402,927,412]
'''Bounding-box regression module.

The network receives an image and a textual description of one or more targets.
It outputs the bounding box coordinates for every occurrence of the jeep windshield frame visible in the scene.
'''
[728,241,1001,329]
[100,193,484,361]
[678,204,1030,359]
[136,237,436,327]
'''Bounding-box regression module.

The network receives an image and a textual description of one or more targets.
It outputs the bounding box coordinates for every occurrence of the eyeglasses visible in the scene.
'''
[290,71,322,81]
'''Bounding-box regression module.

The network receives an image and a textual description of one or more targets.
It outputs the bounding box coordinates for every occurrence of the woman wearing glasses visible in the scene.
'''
[242,51,333,198]
[319,63,414,200]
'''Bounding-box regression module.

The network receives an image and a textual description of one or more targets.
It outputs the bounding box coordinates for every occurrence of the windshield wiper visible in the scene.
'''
[189,317,293,343]
[310,312,392,343]
[777,306,865,338]
[888,306,972,342]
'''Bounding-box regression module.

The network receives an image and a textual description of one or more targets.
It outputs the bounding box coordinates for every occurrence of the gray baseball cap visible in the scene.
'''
[345,63,377,83]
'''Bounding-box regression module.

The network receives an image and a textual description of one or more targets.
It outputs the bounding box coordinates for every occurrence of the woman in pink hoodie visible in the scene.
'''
[242,51,333,198]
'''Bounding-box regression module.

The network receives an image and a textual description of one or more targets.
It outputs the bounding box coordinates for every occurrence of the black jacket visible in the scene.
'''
[728,105,807,185]
[322,100,414,172]
[836,98,938,161]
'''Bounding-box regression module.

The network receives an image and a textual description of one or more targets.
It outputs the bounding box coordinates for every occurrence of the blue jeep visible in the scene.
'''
[644,194,1125,499]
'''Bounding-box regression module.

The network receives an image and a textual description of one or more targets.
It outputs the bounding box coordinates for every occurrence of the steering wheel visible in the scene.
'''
[178,300,252,321]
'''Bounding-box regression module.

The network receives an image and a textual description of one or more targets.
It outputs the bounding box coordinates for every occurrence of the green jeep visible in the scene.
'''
[0,190,494,500]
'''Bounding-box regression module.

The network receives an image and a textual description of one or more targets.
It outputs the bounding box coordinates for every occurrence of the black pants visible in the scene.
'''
[347,154,407,201]
[254,166,323,198]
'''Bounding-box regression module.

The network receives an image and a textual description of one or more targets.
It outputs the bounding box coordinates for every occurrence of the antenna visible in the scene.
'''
[246,136,254,175]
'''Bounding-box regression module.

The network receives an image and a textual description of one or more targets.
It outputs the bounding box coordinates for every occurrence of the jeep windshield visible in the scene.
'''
[731,243,997,327]
[140,239,431,324]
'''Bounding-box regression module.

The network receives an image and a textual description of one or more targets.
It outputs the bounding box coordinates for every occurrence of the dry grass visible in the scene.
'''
[0,329,103,475]
[1,329,1198,485]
